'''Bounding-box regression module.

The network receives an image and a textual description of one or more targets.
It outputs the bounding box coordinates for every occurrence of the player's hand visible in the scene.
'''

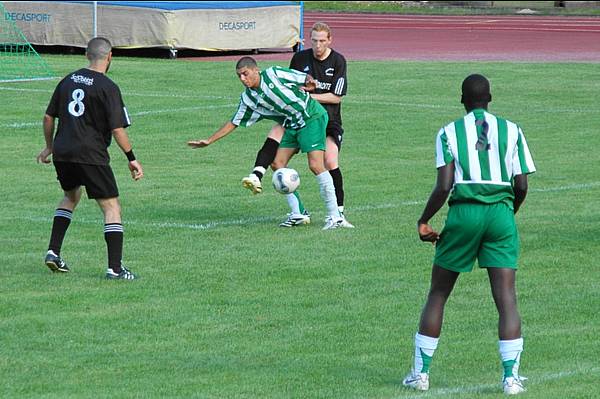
[187,139,211,148]
[418,222,439,244]
[128,160,143,181]
[302,75,316,92]
[36,147,52,164]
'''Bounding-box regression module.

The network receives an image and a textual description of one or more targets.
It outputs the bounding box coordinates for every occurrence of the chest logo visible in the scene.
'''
[303,66,310,72]
[325,68,334,76]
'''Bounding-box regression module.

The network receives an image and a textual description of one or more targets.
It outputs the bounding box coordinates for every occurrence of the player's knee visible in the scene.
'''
[64,188,81,208]
[272,159,286,170]
[308,160,326,175]
[324,157,338,170]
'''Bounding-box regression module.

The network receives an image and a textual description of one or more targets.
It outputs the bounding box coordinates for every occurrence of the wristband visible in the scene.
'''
[125,149,136,162]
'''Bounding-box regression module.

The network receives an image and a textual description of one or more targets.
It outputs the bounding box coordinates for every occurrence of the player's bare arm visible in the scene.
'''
[417,162,455,243]
[188,121,237,149]
[37,114,56,164]
[512,174,528,214]
[311,92,342,104]
[112,127,143,180]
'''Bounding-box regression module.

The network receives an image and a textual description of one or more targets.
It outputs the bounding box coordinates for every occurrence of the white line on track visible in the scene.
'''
[6,182,598,232]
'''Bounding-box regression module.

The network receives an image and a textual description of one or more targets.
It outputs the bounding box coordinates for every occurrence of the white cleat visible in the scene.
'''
[339,217,355,228]
[242,174,262,194]
[503,376,526,395]
[279,213,311,227]
[322,216,344,230]
[402,370,429,391]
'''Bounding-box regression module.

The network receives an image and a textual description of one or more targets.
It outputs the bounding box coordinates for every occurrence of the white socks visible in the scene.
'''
[316,171,340,218]
[414,333,439,374]
[285,193,301,215]
[499,337,523,379]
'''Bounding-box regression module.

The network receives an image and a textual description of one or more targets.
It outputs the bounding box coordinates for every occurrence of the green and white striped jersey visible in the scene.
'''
[436,108,536,206]
[231,66,324,129]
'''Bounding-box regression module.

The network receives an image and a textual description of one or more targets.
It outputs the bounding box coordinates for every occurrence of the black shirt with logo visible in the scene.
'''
[290,49,347,135]
[46,68,131,165]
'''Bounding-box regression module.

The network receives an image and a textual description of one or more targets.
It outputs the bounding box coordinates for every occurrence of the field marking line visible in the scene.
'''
[0,85,232,100]
[2,98,592,130]
[5,182,598,232]
[399,366,600,398]
[1,104,236,129]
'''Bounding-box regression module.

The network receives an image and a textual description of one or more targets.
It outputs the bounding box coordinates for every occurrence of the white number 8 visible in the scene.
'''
[68,89,85,117]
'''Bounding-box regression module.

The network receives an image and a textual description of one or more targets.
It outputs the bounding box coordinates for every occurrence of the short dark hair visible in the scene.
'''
[86,37,112,62]
[461,74,491,105]
[236,56,258,70]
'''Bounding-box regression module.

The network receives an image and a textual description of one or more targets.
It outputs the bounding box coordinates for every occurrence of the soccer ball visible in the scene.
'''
[272,168,300,194]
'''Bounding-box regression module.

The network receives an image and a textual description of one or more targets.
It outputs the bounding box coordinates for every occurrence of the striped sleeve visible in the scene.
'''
[511,125,536,176]
[231,94,262,127]
[332,54,347,96]
[272,66,307,85]
[435,127,454,168]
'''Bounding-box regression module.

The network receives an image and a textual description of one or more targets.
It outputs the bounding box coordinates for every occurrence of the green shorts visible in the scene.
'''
[280,112,329,153]
[434,202,519,273]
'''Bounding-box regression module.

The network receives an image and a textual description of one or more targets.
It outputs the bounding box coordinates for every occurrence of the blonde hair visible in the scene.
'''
[311,22,331,38]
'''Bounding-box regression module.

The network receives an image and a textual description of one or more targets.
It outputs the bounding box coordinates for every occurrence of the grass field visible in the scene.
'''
[1,55,599,398]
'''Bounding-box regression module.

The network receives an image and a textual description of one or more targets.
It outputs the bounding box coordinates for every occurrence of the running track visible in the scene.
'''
[187,12,600,62]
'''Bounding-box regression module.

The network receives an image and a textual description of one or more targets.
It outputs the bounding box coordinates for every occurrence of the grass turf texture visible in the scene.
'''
[1,55,599,398]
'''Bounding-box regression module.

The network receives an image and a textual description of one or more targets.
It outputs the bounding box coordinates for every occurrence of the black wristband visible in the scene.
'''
[125,149,136,162]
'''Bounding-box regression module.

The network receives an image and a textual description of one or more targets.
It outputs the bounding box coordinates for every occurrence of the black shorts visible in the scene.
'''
[326,125,344,149]
[53,161,119,199]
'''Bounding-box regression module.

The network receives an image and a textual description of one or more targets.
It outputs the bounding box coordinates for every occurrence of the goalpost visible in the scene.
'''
[0,2,55,82]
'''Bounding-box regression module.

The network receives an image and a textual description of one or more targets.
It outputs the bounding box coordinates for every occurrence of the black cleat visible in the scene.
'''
[106,265,137,280]
[45,251,70,273]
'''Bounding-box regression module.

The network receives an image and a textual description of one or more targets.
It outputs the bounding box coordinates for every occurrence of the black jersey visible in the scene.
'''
[46,68,131,165]
[290,49,347,134]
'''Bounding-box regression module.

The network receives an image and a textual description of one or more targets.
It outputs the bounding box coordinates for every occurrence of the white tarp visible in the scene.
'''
[2,1,301,51]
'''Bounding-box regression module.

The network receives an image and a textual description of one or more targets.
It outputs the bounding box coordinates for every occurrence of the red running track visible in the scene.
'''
[303,12,600,62]
[182,12,600,62]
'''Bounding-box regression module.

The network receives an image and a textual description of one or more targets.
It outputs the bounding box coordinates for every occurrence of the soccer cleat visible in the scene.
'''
[322,216,344,230]
[242,174,262,194]
[279,213,311,227]
[106,265,137,280]
[45,251,70,273]
[402,370,429,391]
[339,212,355,228]
[503,376,526,395]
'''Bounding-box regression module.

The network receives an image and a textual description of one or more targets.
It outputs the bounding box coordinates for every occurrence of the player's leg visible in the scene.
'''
[86,164,135,280]
[480,203,525,394]
[273,147,310,227]
[242,124,285,194]
[296,114,342,229]
[325,133,353,227]
[45,161,83,273]
[403,265,459,391]
[488,267,525,394]
[306,149,342,229]
[45,187,81,272]
[405,204,482,391]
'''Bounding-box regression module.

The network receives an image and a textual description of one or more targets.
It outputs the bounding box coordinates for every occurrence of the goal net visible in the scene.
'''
[0,2,54,82]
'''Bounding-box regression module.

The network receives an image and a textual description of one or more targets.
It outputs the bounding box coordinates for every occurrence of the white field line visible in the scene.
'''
[5,182,598,232]
[0,85,232,100]
[1,104,235,129]
[400,367,600,398]
[1,100,591,130]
